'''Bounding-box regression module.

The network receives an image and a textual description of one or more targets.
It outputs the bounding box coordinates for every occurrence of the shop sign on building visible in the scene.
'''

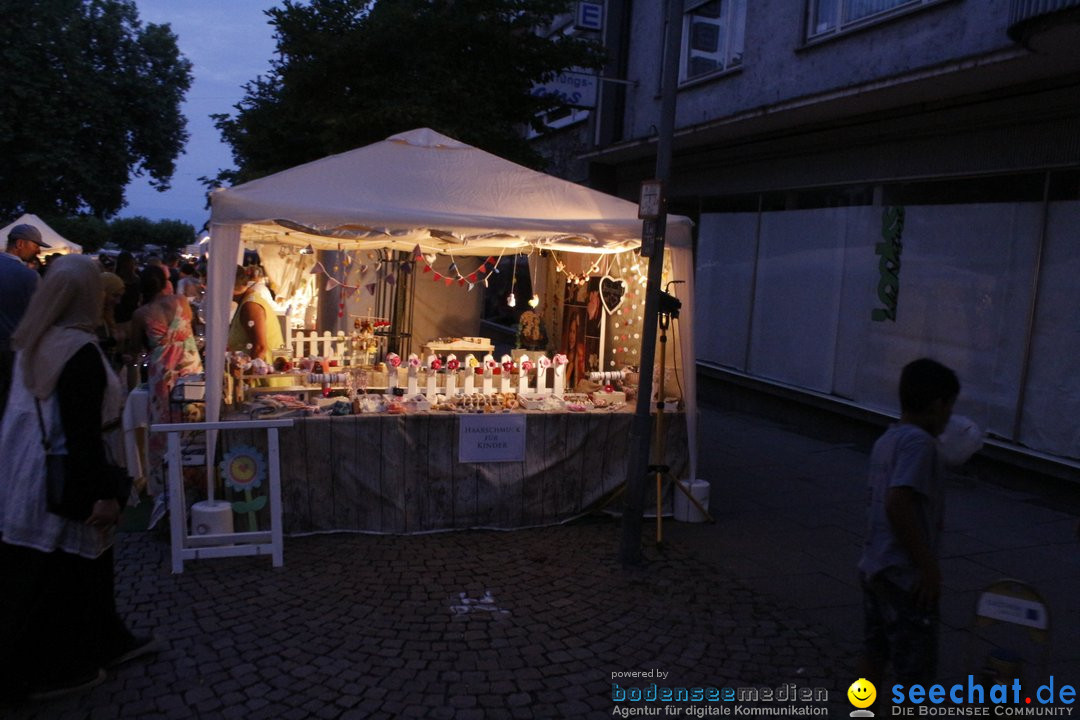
[530,70,598,109]
[575,2,604,32]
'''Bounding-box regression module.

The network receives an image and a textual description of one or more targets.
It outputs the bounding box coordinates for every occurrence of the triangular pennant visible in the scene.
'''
[448,262,458,274]
[477,265,487,274]
[423,265,431,274]
[309,262,324,275]
[385,274,395,285]
[366,283,376,295]
[444,277,453,287]
[487,256,496,265]
[399,262,411,274]
[412,244,422,257]
[433,272,442,281]
[359,264,369,274]
[325,277,341,291]
[468,273,477,283]
[458,278,465,286]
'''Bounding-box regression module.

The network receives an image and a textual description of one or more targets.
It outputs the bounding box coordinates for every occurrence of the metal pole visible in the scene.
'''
[618,0,684,565]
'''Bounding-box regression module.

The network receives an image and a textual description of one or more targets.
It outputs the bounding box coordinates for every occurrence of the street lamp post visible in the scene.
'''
[618,0,685,565]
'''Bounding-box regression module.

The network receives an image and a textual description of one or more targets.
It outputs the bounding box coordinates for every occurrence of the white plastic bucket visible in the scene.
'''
[191,499,234,536]
[674,479,710,522]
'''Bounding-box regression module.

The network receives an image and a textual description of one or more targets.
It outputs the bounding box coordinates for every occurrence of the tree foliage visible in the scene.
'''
[211,0,604,186]
[107,216,195,251]
[0,0,192,219]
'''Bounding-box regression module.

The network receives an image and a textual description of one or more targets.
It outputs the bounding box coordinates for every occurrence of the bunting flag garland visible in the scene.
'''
[411,247,505,292]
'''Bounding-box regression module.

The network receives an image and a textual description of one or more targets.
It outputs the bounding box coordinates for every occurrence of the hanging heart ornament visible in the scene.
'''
[599,275,627,314]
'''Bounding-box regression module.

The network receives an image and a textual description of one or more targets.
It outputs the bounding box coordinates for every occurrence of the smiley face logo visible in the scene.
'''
[848,678,876,709]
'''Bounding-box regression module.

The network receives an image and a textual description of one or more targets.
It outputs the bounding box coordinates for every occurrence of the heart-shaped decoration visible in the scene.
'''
[599,275,627,314]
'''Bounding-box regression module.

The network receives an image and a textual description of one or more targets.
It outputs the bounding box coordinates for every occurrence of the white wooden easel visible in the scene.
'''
[152,419,293,573]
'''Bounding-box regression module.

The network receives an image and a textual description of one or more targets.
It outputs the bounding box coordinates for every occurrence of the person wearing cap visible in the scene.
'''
[1,224,47,417]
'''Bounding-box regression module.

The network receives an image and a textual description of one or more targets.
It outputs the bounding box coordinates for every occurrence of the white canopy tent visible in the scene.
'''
[1,213,83,255]
[206,128,698,479]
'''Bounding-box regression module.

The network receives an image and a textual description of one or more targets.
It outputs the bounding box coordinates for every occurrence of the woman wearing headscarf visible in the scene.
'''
[0,255,156,701]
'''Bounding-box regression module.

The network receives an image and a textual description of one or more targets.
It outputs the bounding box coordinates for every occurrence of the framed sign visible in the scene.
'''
[459,414,526,463]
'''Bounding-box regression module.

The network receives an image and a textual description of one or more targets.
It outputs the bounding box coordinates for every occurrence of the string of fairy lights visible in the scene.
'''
[299,243,667,368]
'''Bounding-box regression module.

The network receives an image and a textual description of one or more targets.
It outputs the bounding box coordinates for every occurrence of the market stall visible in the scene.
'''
[0,213,83,255]
[201,128,697,530]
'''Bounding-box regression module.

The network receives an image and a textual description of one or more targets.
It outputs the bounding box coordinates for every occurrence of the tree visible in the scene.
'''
[45,215,110,253]
[210,0,604,186]
[0,0,192,219]
[108,216,194,252]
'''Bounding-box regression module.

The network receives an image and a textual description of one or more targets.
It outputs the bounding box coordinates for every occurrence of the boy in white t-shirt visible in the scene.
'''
[858,358,960,690]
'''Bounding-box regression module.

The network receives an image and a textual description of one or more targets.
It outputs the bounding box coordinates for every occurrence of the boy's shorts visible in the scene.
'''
[861,571,939,684]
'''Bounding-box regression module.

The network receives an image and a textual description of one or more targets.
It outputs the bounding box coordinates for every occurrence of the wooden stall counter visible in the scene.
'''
[258,408,688,535]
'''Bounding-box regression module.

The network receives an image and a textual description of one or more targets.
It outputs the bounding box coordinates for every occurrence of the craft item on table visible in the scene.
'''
[385,352,401,391]
[251,358,270,375]
[407,353,420,396]
[445,354,458,396]
[518,355,533,395]
[308,372,347,385]
[518,393,565,411]
[386,400,406,414]
[272,356,294,372]
[499,354,514,394]
[425,355,439,399]
[535,354,551,395]
[403,393,431,413]
[552,353,568,398]
[354,394,385,413]
[482,353,496,395]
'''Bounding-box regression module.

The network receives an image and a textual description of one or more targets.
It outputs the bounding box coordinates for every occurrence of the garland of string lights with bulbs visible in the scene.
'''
[302,243,665,368]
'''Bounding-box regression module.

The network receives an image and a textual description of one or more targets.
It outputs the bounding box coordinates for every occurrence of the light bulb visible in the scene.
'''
[507,293,516,308]
[528,294,540,308]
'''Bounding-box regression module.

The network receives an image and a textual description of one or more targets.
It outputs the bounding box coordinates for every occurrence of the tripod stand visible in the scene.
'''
[650,284,713,543]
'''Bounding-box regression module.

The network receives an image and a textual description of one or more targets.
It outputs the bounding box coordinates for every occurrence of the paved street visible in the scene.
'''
[3,405,1077,719]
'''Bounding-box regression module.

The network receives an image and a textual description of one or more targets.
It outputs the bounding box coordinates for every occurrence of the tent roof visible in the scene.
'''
[209,128,691,256]
[0,213,82,255]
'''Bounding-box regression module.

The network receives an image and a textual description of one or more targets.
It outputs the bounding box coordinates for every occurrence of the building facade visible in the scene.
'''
[537,0,1080,464]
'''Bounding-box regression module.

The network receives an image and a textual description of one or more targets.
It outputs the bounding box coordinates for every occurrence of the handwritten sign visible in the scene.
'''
[458,414,526,463]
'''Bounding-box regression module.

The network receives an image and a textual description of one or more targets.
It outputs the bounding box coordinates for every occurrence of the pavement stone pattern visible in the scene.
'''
[3,518,855,719]
[4,405,1076,719]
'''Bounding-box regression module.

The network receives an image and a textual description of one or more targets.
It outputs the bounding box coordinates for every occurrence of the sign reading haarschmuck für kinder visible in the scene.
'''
[458,415,526,463]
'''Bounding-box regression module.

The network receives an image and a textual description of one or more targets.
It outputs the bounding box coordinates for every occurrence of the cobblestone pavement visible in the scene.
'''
[4,517,856,719]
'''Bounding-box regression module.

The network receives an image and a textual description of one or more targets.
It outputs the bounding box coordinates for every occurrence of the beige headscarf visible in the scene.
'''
[12,254,104,399]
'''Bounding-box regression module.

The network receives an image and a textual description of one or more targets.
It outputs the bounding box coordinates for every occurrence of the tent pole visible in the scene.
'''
[618,0,684,566]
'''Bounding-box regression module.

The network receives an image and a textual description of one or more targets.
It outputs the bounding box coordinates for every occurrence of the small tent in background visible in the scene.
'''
[0,213,83,255]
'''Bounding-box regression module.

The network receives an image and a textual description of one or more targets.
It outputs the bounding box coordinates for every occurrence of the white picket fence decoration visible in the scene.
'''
[289,330,348,359]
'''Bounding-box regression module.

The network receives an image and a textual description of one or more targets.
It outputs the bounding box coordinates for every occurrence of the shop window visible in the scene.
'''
[681,0,746,83]
[807,0,945,39]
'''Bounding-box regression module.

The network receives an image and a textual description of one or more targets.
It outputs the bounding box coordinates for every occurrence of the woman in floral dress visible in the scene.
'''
[129,265,202,492]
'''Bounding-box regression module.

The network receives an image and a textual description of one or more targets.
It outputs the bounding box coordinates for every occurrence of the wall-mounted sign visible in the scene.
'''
[531,70,598,109]
[458,414,526,463]
[576,2,604,32]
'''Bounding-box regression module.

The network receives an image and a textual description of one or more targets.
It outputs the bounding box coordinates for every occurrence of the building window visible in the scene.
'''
[807,0,941,39]
[681,0,746,83]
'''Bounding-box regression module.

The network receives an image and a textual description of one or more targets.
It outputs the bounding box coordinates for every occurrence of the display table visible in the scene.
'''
[267,409,688,535]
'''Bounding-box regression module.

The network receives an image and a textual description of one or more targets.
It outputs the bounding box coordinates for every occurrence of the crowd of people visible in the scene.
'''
[0,223,205,701]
